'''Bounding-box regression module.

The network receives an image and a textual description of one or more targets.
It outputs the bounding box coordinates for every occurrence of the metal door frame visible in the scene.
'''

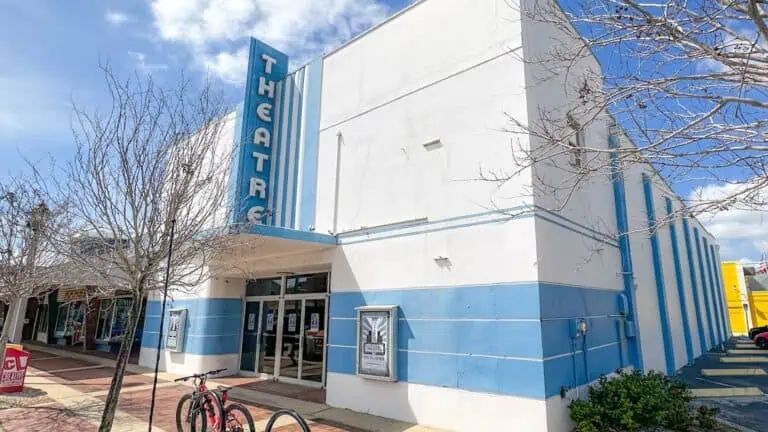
[238,273,330,387]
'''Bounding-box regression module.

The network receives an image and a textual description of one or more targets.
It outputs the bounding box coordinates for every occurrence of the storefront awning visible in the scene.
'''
[212,224,337,278]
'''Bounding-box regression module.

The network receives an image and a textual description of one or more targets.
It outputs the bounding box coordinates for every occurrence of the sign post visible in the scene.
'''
[355,305,398,381]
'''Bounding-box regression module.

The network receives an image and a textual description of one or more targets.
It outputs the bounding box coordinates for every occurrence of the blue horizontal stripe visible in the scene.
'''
[328,346,547,399]
[329,283,541,320]
[142,298,243,356]
[539,283,621,319]
[145,298,242,317]
[541,316,622,358]
[543,342,625,397]
[141,331,240,355]
[329,318,543,359]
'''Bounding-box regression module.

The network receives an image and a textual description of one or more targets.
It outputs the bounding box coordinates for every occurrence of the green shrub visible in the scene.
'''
[569,370,719,432]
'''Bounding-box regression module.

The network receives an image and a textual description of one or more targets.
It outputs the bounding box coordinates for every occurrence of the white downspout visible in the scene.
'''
[331,131,343,235]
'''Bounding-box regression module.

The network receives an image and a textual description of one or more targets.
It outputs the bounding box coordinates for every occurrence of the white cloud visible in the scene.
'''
[105,10,131,27]
[691,181,768,261]
[128,51,168,75]
[148,0,390,84]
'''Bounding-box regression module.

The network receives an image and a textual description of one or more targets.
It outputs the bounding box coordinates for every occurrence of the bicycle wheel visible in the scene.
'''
[224,403,255,432]
[176,394,207,432]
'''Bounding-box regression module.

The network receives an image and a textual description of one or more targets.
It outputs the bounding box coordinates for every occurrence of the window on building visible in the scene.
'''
[54,303,71,336]
[246,278,281,296]
[54,301,86,338]
[110,298,132,340]
[286,273,328,295]
[36,304,49,334]
[96,299,114,340]
[569,129,585,169]
[95,298,132,341]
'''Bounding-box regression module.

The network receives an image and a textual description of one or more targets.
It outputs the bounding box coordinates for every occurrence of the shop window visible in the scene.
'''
[96,298,133,342]
[286,273,328,295]
[54,301,86,339]
[54,303,70,336]
[96,299,114,340]
[246,278,281,297]
[36,304,49,334]
[110,298,131,340]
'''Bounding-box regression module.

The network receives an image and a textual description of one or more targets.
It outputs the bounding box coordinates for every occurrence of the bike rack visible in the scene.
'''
[264,409,311,432]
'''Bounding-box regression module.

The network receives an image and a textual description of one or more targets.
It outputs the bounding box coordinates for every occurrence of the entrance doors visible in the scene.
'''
[239,273,328,386]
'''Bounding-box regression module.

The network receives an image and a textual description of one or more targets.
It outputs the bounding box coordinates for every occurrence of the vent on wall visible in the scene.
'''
[423,138,442,151]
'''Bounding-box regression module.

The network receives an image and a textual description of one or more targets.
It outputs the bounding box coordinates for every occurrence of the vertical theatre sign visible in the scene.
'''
[236,38,288,225]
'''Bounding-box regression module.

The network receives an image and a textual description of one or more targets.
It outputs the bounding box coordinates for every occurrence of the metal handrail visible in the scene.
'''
[264,409,311,431]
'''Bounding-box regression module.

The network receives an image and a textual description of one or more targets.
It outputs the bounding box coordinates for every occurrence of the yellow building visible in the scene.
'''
[721,261,768,335]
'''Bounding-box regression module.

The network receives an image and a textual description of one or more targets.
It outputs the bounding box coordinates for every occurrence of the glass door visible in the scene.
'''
[300,298,326,383]
[240,273,329,385]
[278,300,302,379]
[259,300,280,375]
[239,301,260,372]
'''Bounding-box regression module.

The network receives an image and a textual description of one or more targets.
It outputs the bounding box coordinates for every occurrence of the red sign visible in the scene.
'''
[0,348,30,393]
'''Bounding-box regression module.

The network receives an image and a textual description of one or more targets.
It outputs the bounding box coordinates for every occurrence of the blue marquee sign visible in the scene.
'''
[235,38,288,224]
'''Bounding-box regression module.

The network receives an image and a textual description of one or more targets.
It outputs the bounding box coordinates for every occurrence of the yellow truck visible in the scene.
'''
[722,261,768,335]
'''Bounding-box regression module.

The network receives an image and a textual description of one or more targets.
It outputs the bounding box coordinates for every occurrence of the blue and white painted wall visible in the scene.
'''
[134,0,729,430]
[138,277,245,376]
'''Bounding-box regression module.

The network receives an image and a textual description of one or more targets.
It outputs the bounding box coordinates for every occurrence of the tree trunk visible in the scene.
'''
[0,298,17,374]
[98,294,143,432]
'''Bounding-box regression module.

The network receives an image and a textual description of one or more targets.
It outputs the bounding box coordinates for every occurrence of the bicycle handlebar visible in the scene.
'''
[173,368,227,383]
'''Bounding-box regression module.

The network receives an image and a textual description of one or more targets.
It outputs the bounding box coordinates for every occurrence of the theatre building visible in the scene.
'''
[134,0,729,430]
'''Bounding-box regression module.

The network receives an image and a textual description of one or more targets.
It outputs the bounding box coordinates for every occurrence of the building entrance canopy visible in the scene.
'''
[213,225,337,279]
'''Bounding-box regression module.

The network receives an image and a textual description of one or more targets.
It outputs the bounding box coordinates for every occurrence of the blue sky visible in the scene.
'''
[0,0,762,262]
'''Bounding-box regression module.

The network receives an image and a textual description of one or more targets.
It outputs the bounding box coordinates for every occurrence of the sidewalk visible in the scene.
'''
[0,344,443,432]
[677,337,768,432]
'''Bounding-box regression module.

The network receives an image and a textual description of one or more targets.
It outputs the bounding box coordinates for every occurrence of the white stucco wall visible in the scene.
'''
[315,1,543,430]
[315,0,529,235]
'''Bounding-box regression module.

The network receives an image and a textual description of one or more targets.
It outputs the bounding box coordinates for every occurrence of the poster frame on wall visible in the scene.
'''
[166,309,187,353]
[355,305,398,382]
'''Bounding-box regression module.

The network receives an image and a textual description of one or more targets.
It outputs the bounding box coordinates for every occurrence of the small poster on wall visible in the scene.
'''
[288,313,297,332]
[310,313,320,331]
[166,309,187,353]
[266,312,274,331]
[356,305,398,381]
[247,313,256,331]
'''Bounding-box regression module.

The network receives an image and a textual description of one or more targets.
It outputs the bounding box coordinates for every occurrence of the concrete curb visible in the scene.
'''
[717,417,760,432]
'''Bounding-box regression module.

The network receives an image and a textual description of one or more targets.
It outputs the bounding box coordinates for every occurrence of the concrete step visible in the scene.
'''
[734,343,759,349]
[727,349,766,355]
[691,387,764,398]
[701,368,767,376]
[721,356,768,363]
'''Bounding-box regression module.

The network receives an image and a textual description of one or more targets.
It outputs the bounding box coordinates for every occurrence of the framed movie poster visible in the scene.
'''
[355,305,398,381]
[166,309,187,353]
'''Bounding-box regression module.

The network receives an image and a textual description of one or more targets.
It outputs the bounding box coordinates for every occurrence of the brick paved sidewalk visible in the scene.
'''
[0,349,381,431]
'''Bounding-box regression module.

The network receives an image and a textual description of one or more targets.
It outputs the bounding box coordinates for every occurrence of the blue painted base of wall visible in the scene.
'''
[328,282,629,400]
[142,298,243,356]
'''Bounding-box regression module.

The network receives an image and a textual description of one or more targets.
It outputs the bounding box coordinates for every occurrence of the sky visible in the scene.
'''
[0,0,763,262]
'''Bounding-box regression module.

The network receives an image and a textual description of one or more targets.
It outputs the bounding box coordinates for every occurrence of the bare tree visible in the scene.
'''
[496,0,768,220]
[44,65,234,431]
[0,177,64,371]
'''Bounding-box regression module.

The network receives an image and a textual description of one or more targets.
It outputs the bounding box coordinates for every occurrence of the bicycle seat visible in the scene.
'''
[217,385,231,393]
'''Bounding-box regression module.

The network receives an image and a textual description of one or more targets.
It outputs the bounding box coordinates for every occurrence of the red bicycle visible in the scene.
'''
[174,368,255,432]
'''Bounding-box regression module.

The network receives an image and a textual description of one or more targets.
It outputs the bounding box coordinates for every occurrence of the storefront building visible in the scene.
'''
[23,287,146,356]
[721,261,768,336]
[132,0,729,431]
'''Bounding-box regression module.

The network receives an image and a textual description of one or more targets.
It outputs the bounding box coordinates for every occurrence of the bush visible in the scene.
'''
[569,370,718,432]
